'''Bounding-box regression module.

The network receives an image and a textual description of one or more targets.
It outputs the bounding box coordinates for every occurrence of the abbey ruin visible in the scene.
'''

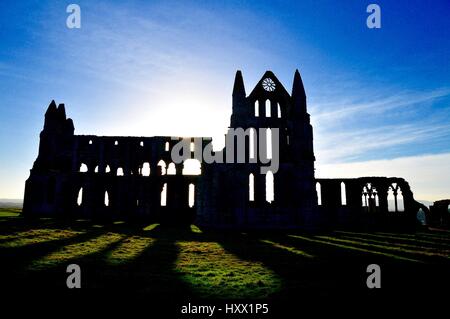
[23,70,427,230]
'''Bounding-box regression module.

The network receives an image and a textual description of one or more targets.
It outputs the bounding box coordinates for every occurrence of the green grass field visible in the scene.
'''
[0,208,449,300]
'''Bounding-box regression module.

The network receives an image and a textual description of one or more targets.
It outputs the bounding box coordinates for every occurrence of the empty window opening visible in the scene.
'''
[104,191,109,207]
[249,173,255,202]
[165,142,170,151]
[375,194,380,207]
[117,167,124,176]
[157,160,166,175]
[277,103,281,118]
[142,162,150,176]
[249,128,256,160]
[265,99,271,117]
[182,159,201,175]
[77,188,83,206]
[114,140,118,146]
[79,163,88,173]
[254,101,259,117]
[266,128,272,159]
[105,165,111,173]
[387,187,395,212]
[287,135,290,145]
[316,182,322,206]
[89,140,93,145]
[140,141,144,147]
[94,166,99,173]
[265,171,274,203]
[341,182,347,205]
[397,188,405,212]
[167,163,176,175]
[161,183,167,206]
[190,142,195,152]
[188,184,195,208]
[362,194,368,207]
[136,199,139,207]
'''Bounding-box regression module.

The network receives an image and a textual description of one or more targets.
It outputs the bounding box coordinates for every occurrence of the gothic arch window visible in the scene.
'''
[104,191,109,207]
[77,188,83,206]
[142,162,150,176]
[266,128,272,159]
[117,167,124,176]
[157,160,167,175]
[254,101,259,117]
[114,140,119,146]
[161,183,167,206]
[397,187,405,212]
[277,103,281,118]
[387,187,396,212]
[188,184,195,208]
[341,182,347,206]
[265,99,271,117]
[94,166,99,173]
[165,142,170,152]
[167,162,176,175]
[249,173,255,202]
[79,163,88,173]
[316,182,322,206]
[105,165,111,173]
[265,171,274,203]
[140,141,144,147]
[182,159,201,175]
[89,140,93,145]
[249,128,256,160]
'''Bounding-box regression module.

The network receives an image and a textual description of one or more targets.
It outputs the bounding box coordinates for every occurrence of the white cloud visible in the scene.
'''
[316,152,450,202]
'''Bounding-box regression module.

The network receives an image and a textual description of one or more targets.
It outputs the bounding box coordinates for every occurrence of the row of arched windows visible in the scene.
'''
[254,100,282,118]
[78,159,201,176]
[315,181,405,212]
[76,183,196,208]
[249,171,274,203]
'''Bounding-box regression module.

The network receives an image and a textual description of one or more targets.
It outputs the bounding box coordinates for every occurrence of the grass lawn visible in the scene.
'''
[0,208,449,303]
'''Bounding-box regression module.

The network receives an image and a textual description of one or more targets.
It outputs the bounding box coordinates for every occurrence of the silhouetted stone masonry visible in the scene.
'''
[429,199,450,228]
[23,70,427,230]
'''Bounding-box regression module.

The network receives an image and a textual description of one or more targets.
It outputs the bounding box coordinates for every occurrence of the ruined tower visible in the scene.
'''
[196,70,318,229]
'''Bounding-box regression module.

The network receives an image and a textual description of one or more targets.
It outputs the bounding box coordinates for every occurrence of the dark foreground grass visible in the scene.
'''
[0,208,449,303]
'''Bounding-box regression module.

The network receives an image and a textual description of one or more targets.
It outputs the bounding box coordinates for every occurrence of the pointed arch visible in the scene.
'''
[397,187,405,212]
[316,182,322,206]
[265,99,271,117]
[182,159,201,175]
[167,162,176,175]
[188,183,195,208]
[266,128,272,159]
[387,187,395,212]
[265,171,274,203]
[104,191,109,207]
[340,182,347,205]
[161,183,167,206]
[142,162,150,176]
[249,128,256,160]
[94,166,99,173]
[79,163,88,173]
[77,188,83,206]
[105,165,111,173]
[249,173,255,202]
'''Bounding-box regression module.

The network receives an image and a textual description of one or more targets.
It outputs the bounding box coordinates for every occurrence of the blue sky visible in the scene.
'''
[0,0,449,201]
